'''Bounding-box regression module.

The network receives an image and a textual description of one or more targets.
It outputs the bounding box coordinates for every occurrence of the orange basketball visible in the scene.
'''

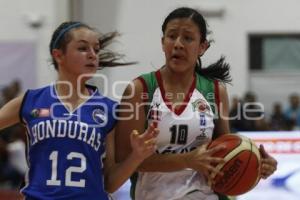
[207,134,261,196]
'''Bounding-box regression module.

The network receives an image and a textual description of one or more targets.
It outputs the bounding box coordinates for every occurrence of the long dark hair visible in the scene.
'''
[98,31,136,68]
[162,7,231,83]
[49,21,135,70]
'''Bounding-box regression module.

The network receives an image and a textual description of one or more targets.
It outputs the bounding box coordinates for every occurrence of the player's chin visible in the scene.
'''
[84,67,97,74]
[79,71,97,81]
[169,62,188,73]
[85,65,97,71]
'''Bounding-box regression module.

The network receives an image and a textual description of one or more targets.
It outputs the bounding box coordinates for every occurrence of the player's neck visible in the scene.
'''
[160,67,195,91]
[56,73,88,97]
[55,74,90,111]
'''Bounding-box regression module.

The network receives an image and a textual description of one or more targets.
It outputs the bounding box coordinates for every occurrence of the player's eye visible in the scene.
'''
[183,35,194,43]
[167,34,177,40]
[78,46,88,51]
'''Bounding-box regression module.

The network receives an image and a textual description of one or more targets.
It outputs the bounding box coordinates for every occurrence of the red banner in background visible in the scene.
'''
[254,138,300,154]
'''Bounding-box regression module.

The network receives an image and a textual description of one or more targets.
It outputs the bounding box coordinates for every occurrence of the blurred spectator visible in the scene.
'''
[284,93,300,130]
[10,80,21,97]
[0,86,10,107]
[269,102,287,131]
[0,136,23,189]
[268,102,297,131]
[229,96,242,133]
[7,128,27,178]
[0,80,21,106]
[229,91,269,132]
[0,80,25,189]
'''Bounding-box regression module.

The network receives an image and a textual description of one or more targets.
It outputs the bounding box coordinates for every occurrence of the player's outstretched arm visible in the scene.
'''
[104,125,158,193]
[0,94,24,130]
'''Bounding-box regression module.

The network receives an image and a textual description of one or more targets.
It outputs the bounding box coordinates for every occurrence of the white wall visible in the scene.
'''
[0,0,70,90]
[1,0,299,111]
[81,0,300,109]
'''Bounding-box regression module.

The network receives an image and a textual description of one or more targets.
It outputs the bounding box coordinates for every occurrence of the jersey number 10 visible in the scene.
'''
[169,124,188,145]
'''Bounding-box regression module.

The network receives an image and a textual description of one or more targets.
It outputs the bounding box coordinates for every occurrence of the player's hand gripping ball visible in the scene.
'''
[207,134,261,196]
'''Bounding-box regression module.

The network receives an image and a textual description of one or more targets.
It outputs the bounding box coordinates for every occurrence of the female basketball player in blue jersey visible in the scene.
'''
[115,7,277,200]
[0,22,158,199]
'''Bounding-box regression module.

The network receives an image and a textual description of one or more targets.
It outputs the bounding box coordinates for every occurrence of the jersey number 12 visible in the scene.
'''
[46,151,86,187]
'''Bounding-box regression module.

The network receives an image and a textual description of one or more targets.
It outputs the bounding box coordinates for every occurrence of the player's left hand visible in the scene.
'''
[130,123,159,162]
[259,144,277,179]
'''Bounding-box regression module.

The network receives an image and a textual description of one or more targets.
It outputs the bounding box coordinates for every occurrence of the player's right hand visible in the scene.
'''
[130,123,159,162]
[184,143,226,184]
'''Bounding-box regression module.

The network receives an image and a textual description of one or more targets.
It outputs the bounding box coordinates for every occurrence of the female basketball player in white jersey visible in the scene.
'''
[0,21,158,200]
[115,7,277,200]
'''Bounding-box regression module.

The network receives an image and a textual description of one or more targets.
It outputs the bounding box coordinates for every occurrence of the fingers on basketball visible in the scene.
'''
[206,134,261,196]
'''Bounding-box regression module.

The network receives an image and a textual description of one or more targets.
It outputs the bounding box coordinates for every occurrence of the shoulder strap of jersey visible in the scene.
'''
[137,71,158,101]
[136,71,158,117]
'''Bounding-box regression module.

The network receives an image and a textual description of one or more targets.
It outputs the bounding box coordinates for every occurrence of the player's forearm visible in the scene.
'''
[105,152,143,193]
[0,95,23,130]
[137,153,189,172]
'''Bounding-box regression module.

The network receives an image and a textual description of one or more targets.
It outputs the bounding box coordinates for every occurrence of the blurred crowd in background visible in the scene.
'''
[229,91,300,132]
[0,80,299,190]
[0,80,27,190]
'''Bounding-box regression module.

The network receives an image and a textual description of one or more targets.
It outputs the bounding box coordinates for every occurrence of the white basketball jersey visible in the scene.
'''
[134,70,219,200]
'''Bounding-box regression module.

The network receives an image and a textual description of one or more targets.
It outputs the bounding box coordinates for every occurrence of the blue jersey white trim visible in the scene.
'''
[20,85,117,200]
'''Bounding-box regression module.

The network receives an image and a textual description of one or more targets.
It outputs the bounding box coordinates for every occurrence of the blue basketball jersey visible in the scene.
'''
[20,84,117,200]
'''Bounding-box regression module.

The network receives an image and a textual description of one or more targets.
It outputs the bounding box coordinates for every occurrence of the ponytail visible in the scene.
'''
[98,32,136,68]
[196,56,232,83]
